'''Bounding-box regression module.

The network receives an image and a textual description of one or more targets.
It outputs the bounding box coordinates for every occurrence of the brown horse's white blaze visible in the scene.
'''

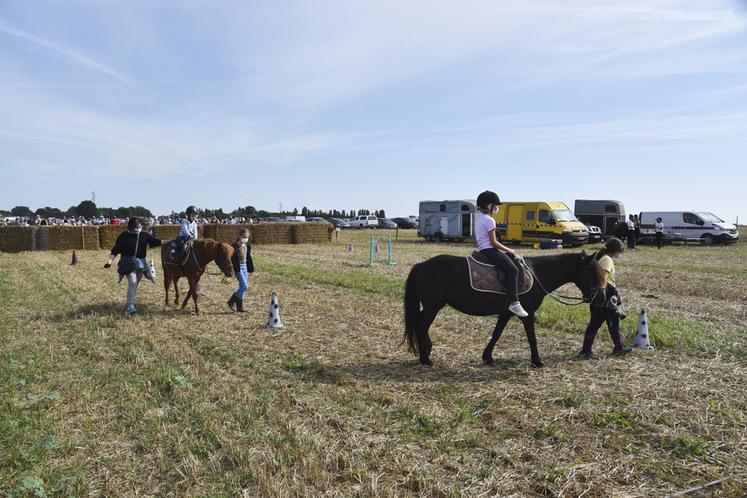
[160,239,234,314]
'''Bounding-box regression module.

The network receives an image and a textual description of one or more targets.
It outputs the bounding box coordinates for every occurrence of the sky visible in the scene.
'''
[1,0,746,222]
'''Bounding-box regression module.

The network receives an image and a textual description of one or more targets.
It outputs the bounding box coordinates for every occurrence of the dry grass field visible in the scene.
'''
[1,229,745,497]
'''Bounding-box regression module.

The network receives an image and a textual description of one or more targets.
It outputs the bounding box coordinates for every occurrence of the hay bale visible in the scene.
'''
[202,224,217,240]
[252,223,294,245]
[39,226,101,251]
[0,227,35,252]
[152,224,204,241]
[294,222,334,243]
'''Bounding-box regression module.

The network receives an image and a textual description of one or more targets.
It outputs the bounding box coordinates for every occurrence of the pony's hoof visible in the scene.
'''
[420,359,433,367]
[483,357,495,365]
[531,360,545,368]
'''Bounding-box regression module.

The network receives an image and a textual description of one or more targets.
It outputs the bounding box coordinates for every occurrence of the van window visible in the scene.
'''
[604,204,618,213]
[526,211,535,221]
[538,210,553,224]
[440,204,446,212]
[461,205,471,211]
[368,216,376,220]
[683,213,702,225]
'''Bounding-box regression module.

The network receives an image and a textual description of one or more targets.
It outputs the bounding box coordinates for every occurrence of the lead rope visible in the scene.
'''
[517,255,601,307]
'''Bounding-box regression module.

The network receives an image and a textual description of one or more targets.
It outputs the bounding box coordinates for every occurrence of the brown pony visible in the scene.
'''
[161,239,235,314]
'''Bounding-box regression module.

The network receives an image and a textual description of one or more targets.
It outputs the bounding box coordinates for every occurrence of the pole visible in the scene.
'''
[387,235,395,266]
[368,236,374,267]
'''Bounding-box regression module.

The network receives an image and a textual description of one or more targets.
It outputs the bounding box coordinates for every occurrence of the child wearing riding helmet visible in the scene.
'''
[475,191,529,318]
[227,228,255,313]
[579,237,633,359]
[171,205,199,257]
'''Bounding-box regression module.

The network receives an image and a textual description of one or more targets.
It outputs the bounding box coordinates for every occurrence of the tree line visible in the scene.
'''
[2,201,387,220]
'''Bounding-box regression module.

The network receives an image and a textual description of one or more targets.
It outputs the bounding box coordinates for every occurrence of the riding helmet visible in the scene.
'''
[186,205,198,216]
[476,191,501,210]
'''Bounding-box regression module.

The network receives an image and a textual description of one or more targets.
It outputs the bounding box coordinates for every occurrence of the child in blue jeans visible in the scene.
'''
[227,228,254,312]
[475,190,528,318]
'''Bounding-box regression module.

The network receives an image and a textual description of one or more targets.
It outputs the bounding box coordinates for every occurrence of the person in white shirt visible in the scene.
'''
[626,215,636,250]
[475,191,529,318]
[654,217,664,249]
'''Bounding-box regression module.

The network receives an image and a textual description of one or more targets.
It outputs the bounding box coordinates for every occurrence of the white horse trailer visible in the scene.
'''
[418,200,477,242]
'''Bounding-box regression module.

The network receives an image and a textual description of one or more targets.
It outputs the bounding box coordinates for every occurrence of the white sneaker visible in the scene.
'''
[508,301,529,318]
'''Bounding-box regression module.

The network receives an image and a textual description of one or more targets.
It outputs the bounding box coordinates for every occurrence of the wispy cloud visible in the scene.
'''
[0,21,131,84]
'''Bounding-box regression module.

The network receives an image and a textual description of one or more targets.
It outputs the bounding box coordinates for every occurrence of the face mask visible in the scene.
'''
[134,227,142,234]
[240,238,248,244]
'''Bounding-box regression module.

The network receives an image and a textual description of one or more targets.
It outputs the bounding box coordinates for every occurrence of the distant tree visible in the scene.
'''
[131,206,153,217]
[292,207,298,216]
[301,206,309,216]
[11,206,33,217]
[74,200,99,218]
[35,207,63,218]
[378,209,386,218]
[245,206,257,216]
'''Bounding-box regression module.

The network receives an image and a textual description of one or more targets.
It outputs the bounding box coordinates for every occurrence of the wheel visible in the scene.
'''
[357,224,364,229]
[425,234,433,242]
[434,232,444,243]
[702,234,714,245]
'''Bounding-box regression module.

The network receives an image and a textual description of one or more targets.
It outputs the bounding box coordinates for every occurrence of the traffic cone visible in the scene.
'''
[265,292,284,328]
[70,250,79,266]
[632,309,655,349]
[149,258,156,279]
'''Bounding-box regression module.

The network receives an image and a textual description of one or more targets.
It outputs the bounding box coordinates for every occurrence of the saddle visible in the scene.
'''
[165,239,193,266]
[467,251,534,295]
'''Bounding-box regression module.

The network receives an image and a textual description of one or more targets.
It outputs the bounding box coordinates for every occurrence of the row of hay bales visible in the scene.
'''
[0,223,333,252]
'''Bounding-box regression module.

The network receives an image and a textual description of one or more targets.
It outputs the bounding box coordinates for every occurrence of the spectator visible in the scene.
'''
[655,217,664,249]
[626,215,636,250]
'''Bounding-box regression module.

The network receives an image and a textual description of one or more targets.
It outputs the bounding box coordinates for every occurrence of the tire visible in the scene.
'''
[425,234,433,242]
[434,232,444,243]
[702,234,714,245]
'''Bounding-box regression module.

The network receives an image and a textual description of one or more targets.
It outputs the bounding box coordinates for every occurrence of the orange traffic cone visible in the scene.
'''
[70,250,79,266]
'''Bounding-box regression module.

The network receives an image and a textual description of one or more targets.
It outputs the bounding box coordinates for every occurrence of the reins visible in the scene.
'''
[517,255,602,307]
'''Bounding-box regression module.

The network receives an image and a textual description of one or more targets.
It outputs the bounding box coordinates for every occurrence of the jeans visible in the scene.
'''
[479,248,519,302]
[235,263,248,300]
[126,270,144,307]
[656,232,663,249]
[627,230,636,249]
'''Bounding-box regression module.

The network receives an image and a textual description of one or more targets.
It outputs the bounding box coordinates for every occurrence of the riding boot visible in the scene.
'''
[236,299,245,313]
[227,294,238,312]
[580,332,596,358]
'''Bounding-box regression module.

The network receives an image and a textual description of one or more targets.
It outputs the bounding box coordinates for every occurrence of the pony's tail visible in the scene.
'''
[403,263,421,355]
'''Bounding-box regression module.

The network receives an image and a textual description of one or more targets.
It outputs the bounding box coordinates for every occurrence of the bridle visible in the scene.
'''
[518,255,604,307]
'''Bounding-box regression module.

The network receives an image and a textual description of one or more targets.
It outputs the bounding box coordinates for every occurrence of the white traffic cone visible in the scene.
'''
[265,292,284,328]
[149,258,156,279]
[632,309,655,349]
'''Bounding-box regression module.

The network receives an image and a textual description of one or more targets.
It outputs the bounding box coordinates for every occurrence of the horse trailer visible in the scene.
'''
[574,200,626,238]
[418,200,477,242]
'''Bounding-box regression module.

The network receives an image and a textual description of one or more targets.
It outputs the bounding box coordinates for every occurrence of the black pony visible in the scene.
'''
[403,251,603,367]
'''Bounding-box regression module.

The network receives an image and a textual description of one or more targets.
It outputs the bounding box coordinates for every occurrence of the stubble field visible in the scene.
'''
[1,229,745,497]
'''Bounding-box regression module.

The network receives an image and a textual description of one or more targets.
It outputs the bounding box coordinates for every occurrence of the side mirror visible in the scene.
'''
[549,218,556,225]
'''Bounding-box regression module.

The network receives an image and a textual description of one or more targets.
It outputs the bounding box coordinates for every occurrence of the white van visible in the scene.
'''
[640,211,739,245]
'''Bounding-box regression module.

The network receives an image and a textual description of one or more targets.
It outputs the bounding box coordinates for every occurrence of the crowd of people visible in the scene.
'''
[1,213,259,227]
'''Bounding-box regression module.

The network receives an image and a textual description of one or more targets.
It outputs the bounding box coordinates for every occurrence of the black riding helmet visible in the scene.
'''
[186,206,198,216]
[476,191,501,211]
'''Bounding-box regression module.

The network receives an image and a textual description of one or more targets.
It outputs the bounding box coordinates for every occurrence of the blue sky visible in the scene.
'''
[1,0,746,222]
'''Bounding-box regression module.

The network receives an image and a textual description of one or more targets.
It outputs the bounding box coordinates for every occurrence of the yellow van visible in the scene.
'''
[492,202,589,247]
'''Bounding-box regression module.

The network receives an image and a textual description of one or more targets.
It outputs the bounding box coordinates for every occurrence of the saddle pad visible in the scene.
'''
[165,243,193,266]
[467,254,534,295]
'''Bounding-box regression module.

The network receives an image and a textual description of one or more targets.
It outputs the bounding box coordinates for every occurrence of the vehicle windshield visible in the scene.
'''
[552,210,578,222]
[696,212,724,223]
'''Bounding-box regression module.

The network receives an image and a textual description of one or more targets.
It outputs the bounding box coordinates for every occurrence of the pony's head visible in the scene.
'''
[215,242,235,278]
[570,250,605,303]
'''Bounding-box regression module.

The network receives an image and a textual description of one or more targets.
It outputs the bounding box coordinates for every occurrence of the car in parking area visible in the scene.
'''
[327,218,350,229]
[349,215,379,229]
[392,217,417,229]
[377,218,398,229]
[586,225,603,243]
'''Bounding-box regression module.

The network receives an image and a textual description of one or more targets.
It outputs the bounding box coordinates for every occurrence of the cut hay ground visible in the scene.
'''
[1,229,745,497]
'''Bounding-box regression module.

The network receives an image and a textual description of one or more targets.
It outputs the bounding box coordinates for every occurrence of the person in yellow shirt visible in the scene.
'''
[579,237,633,359]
